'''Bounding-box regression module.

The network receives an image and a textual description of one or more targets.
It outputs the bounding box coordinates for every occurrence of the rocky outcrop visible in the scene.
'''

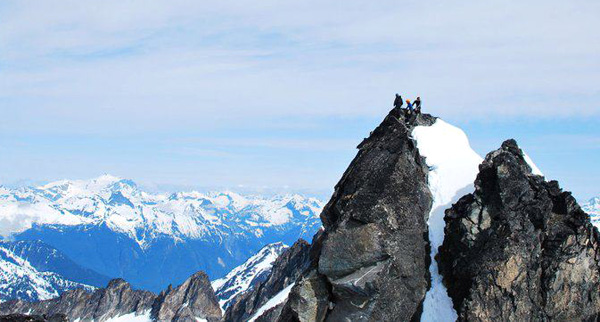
[0,271,221,322]
[224,239,312,321]
[276,108,437,321]
[438,139,600,321]
[152,271,221,322]
[0,314,67,322]
[0,279,155,321]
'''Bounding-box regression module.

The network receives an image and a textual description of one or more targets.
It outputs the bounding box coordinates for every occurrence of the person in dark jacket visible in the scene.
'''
[414,96,421,113]
[393,93,403,109]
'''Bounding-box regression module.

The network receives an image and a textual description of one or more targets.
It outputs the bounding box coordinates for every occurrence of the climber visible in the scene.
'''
[406,99,413,112]
[393,93,403,109]
[414,97,421,113]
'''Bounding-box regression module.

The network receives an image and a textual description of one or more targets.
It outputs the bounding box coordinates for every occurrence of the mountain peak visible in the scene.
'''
[439,139,600,320]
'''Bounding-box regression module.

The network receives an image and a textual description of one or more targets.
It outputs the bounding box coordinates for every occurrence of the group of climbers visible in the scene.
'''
[393,93,421,113]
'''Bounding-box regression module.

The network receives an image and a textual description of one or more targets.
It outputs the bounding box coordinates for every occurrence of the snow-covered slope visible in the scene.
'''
[248,282,295,322]
[0,176,324,292]
[0,240,110,288]
[212,242,287,310]
[583,197,600,228]
[0,243,94,302]
[413,119,483,322]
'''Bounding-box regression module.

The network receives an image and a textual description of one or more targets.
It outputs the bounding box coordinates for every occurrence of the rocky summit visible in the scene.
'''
[2,107,599,322]
[438,139,600,321]
[275,108,438,321]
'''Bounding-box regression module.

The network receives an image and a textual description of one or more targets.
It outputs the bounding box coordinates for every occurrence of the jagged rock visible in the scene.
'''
[279,108,436,321]
[253,304,285,322]
[151,271,221,322]
[224,239,312,322]
[0,314,67,322]
[438,139,600,321]
[276,270,329,322]
[0,278,155,321]
[0,272,222,322]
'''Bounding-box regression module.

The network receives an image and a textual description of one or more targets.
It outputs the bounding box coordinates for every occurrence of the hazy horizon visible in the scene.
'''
[1,1,598,200]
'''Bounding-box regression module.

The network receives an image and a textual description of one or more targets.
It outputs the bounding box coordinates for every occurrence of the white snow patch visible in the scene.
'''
[104,310,151,322]
[413,119,483,322]
[248,283,295,322]
[523,152,543,176]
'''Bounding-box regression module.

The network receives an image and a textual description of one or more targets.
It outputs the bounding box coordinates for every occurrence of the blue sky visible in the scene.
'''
[0,1,598,200]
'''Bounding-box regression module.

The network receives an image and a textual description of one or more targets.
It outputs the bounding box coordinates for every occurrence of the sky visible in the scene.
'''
[0,1,598,200]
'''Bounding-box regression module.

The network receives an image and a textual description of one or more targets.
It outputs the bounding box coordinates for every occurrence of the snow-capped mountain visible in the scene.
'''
[0,240,110,288]
[0,175,322,246]
[212,242,288,310]
[583,197,600,227]
[0,177,324,292]
[0,243,94,302]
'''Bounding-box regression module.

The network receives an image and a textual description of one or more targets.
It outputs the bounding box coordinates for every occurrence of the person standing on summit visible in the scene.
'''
[406,99,413,112]
[393,93,403,109]
[414,96,421,113]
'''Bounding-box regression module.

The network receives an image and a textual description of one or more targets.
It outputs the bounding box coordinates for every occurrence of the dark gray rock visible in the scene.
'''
[438,139,600,321]
[0,279,155,321]
[0,314,67,322]
[151,271,221,322]
[278,108,436,322]
[253,304,284,322]
[276,270,329,322]
[0,272,222,322]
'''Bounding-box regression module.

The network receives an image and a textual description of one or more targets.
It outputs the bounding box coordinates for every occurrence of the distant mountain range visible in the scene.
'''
[0,176,324,293]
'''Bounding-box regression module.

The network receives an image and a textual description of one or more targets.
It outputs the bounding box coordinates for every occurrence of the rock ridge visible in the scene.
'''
[275,108,437,321]
[438,139,600,321]
[0,271,221,322]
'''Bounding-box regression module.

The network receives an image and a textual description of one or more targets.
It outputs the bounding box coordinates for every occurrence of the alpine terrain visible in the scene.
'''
[1,105,598,322]
[0,179,323,292]
[0,242,96,303]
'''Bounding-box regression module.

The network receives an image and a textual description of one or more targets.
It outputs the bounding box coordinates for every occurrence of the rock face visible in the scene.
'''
[152,271,221,322]
[277,108,437,321]
[0,279,155,321]
[0,314,67,322]
[438,139,600,321]
[0,271,221,322]
[224,239,313,321]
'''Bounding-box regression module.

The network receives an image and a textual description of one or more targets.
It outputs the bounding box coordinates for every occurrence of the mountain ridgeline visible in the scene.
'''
[0,181,323,293]
[1,273,221,322]
[2,106,599,321]
[226,107,600,321]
